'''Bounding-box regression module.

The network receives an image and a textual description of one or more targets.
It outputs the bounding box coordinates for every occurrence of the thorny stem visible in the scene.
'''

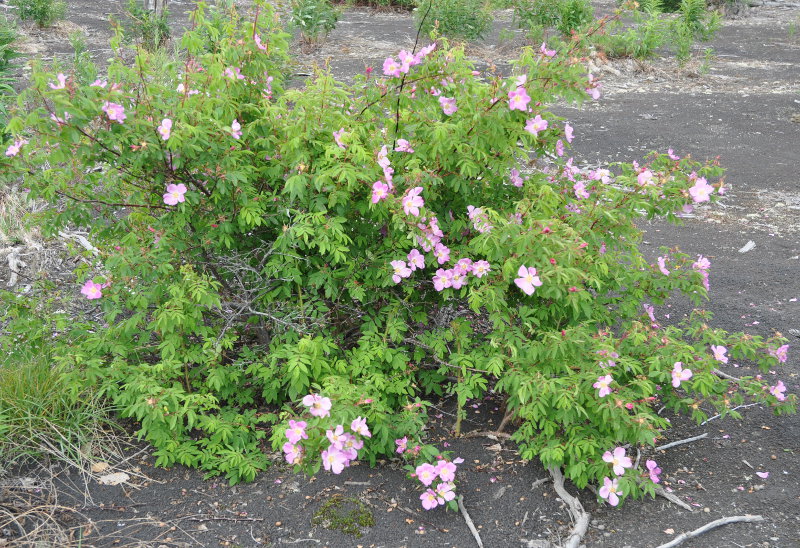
[453,337,464,436]
[391,0,433,149]
[496,403,515,434]
[54,191,169,210]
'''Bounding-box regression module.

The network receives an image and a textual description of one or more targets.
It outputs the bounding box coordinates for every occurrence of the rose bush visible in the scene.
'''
[1,0,794,498]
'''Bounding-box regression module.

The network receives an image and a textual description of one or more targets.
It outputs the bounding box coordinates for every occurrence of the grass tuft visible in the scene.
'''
[0,349,120,471]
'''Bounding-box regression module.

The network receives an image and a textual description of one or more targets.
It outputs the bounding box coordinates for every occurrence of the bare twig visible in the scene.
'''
[184,514,264,523]
[403,337,486,374]
[654,486,692,511]
[249,524,261,545]
[548,467,590,548]
[495,405,516,433]
[701,403,760,425]
[655,433,708,452]
[58,230,100,256]
[462,430,512,440]
[457,495,484,548]
[531,477,550,490]
[391,0,433,147]
[712,369,741,381]
[655,515,764,548]
[4,246,26,287]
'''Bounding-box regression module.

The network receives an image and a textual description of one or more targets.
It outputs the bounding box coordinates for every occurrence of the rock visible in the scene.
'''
[91,461,110,473]
[97,472,130,485]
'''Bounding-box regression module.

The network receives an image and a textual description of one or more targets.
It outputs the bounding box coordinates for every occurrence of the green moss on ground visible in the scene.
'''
[311,494,375,537]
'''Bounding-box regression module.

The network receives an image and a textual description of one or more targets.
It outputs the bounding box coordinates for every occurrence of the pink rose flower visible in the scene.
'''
[671,362,693,388]
[415,463,438,486]
[163,183,187,206]
[230,119,242,139]
[525,115,548,136]
[102,102,126,123]
[710,345,728,364]
[302,393,332,417]
[593,375,613,398]
[285,420,308,444]
[351,416,371,437]
[599,477,621,506]
[321,447,347,474]
[371,181,389,203]
[603,447,632,476]
[439,96,457,115]
[514,265,542,296]
[769,380,787,401]
[157,118,172,141]
[689,177,714,203]
[81,280,103,300]
[508,87,531,111]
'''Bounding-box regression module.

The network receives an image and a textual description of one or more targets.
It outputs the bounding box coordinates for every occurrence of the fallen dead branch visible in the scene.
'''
[3,245,27,287]
[701,403,760,426]
[548,467,590,548]
[654,486,693,511]
[655,515,764,548]
[457,495,484,548]
[183,514,264,522]
[655,433,708,452]
[462,430,512,440]
[712,369,740,381]
[58,230,100,256]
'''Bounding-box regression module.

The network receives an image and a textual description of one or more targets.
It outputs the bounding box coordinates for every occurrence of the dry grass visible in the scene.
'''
[0,185,43,247]
[0,354,191,546]
[0,465,200,547]
[0,184,79,290]
[0,185,45,289]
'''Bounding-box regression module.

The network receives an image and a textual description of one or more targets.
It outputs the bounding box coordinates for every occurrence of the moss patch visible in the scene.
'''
[311,494,375,537]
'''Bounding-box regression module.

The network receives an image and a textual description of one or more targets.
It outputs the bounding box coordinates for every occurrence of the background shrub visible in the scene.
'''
[513,0,594,37]
[0,15,20,136]
[334,0,416,9]
[590,0,719,61]
[290,0,341,48]
[593,0,668,59]
[416,0,493,41]
[124,0,172,51]
[555,0,594,35]
[11,0,67,28]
